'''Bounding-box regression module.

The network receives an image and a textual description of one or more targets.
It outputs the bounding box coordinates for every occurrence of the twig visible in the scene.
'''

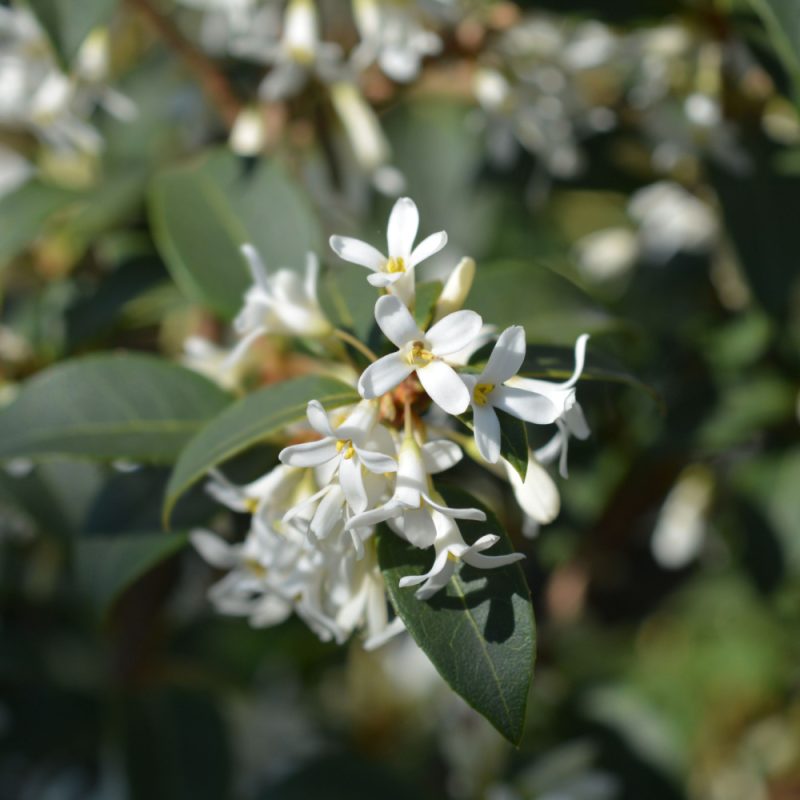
[126,0,242,128]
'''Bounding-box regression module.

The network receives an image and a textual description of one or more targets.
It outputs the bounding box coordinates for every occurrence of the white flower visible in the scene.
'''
[257,0,342,101]
[358,294,481,415]
[347,432,483,549]
[508,334,590,477]
[432,257,476,323]
[329,196,447,304]
[182,335,249,391]
[504,453,560,530]
[228,243,331,365]
[279,400,397,513]
[461,326,558,463]
[329,80,404,196]
[351,0,443,83]
[398,512,525,600]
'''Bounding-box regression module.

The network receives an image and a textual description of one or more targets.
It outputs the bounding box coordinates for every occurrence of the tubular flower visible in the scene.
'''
[347,432,483,549]
[228,244,332,366]
[461,325,558,463]
[507,334,591,477]
[398,512,526,600]
[358,295,482,415]
[329,196,447,304]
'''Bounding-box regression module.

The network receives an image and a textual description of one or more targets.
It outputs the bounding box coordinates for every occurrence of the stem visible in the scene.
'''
[126,0,242,128]
[333,328,378,363]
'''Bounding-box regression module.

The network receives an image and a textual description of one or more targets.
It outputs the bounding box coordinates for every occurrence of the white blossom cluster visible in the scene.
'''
[0,4,134,162]
[191,197,590,647]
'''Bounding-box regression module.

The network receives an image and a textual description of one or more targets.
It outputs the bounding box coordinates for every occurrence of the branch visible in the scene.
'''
[126,0,242,128]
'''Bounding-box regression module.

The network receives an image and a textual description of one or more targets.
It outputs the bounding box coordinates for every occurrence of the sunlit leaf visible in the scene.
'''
[377,487,535,745]
[0,354,231,463]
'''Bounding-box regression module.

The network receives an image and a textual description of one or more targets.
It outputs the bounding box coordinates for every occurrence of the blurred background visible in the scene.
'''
[1,0,799,798]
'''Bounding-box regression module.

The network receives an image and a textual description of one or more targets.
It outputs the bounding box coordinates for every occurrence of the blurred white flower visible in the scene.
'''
[351,0,442,83]
[229,243,332,366]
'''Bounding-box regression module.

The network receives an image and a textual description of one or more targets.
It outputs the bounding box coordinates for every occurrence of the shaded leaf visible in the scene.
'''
[75,531,188,617]
[0,354,231,463]
[413,280,443,329]
[377,487,535,745]
[470,260,625,344]
[149,149,323,318]
[164,376,359,523]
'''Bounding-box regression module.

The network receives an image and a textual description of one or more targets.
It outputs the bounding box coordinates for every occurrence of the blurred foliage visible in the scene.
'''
[0,0,799,797]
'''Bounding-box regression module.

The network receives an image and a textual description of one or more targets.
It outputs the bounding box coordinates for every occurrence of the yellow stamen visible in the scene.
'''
[336,439,356,459]
[405,340,435,367]
[243,497,259,514]
[447,551,460,563]
[473,382,495,406]
[385,256,406,274]
[289,46,315,65]
[245,559,267,577]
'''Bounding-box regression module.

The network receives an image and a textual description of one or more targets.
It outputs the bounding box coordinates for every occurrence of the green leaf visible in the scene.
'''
[28,0,118,66]
[149,149,323,319]
[747,0,800,92]
[377,487,535,745]
[319,262,377,342]
[0,354,231,464]
[163,376,360,524]
[75,531,188,617]
[470,260,625,344]
[0,180,78,267]
[413,280,443,329]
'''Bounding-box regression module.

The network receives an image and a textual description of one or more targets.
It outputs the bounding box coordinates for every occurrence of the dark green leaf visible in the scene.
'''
[0,354,231,464]
[28,0,118,66]
[149,149,323,318]
[413,280,443,329]
[458,409,529,481]
[471,260,625,344]
[0,180,78,267]
[319,262,377,342]
[377,487,535,745]
[747,0,800,91]
[164,376,359,524]
[74,531,188,617]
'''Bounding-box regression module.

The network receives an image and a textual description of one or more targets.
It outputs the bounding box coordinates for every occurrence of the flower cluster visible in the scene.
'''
[192,197,590,647]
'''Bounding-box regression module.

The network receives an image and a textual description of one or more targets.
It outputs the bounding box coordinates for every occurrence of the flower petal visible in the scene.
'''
[367,271,404,287]
[339,454,368,513]
[399,507,438,548]
[279,438,339,467]
[418,360,471,415]
[482,325,526,384]
[463,539,526,569]
[387,196,419,259]
[329,235,386,271]
[507,455,560,524]
[426,309,483,356]
[306,399,335,437]
[374,294,423,348]
[358,352,413,399]
[310,485,346,539]
[190,529,238,569]
[424,494,487,521]
[421,440,462,473]
[240,243,270,289]
[408,230,447,268]
[562,333,590,389]
[493,386,558,424]
[356,446,398,474]
[399,547,451,588]
[473,402,501,463]
[346,500,404,530]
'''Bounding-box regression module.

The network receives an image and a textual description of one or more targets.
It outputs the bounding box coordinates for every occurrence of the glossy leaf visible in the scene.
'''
[470,260,625,344]
[413,280,443,329]
[75,531,188,617]
[458,410,529,481]
[0,354,231,463]
[163,376,359,523]
[149,149,323,318]
[377,487,535,745]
